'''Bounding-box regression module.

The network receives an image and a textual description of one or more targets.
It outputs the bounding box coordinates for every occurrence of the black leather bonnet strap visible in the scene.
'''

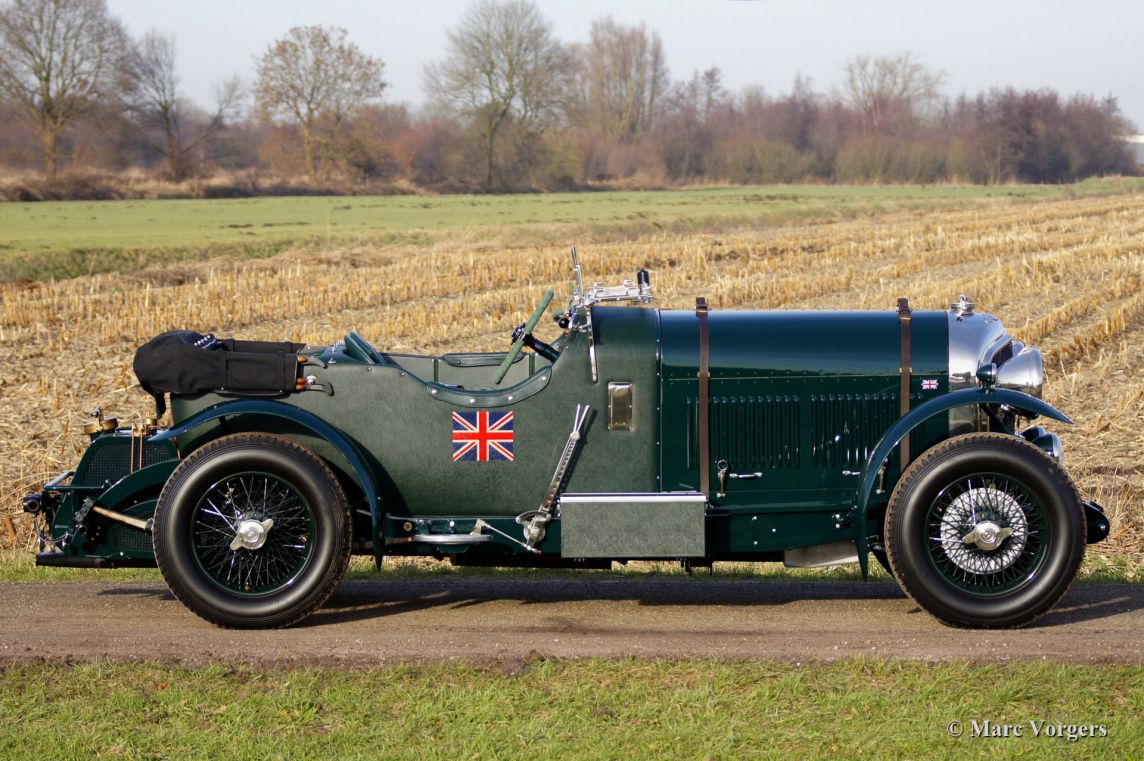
[696,297,711,498]
[898,297,913,469]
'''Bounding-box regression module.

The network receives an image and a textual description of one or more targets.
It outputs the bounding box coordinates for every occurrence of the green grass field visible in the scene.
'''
[1,659,1139,759]
[2,179,1140,280]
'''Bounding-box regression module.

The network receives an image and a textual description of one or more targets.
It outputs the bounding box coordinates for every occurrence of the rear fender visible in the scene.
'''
[151,400,384,564]
[850,388,1072,576]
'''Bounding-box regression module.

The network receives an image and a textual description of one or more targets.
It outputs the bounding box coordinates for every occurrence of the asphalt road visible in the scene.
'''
[2,579,1141,667]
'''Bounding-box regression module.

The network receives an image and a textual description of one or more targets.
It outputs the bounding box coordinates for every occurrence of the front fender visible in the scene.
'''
[851,388,1072,575]
[151,400,384,564]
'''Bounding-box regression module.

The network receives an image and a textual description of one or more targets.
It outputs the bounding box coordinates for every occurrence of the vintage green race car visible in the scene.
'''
[25,250,1109,629]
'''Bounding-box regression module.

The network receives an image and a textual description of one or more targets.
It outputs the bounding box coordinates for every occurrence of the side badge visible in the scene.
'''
[452,410,515,461]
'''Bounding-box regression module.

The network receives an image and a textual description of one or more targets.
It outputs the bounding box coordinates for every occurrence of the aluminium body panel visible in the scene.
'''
[560,493,706,558]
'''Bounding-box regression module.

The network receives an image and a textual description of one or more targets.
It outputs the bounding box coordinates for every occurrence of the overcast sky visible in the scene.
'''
[106,0,1143,131]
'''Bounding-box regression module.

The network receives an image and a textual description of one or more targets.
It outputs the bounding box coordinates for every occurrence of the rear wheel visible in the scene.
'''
[885,433,1084,628]
[153,433,351,628]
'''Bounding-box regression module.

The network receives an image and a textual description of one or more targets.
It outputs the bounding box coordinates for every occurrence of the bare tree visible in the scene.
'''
[255,25,386,180]
[0,0,130,176]
[659,67,728,179]
[579,17,668,145]
[130,31,242,180]
[843,51,944,133]
[424,0,574,189]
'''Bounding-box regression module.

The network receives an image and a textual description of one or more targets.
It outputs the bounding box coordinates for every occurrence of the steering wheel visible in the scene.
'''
[493,290,554,384]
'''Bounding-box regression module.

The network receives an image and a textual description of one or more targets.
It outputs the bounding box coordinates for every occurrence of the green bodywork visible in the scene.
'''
[38,302,1071,570]
[39,432,177,565]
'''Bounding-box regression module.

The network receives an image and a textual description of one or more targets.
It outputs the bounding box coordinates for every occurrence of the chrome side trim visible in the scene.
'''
[560,492,707,505]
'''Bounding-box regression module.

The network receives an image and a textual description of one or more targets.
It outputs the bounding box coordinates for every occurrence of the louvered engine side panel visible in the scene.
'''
[685,395,801,470]
[810,393,901,469]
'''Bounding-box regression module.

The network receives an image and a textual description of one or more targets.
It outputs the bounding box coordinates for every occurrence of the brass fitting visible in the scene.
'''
[83,407,118,436]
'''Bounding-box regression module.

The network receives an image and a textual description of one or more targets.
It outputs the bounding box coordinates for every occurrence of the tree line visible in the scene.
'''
[0,0,1137,194]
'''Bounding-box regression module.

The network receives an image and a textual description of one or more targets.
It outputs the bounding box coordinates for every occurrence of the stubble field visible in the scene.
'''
[0,187,1141,568]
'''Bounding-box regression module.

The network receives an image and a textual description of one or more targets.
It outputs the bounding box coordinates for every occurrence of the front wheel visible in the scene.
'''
[885,433,1084,628]
[153,433,351,628]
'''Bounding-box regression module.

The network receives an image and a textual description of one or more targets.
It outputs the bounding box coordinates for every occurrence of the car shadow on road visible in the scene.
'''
[1034,584,1144,628]
[303,578,1143,629]
[95,585,174,600]
[303,577,910,627]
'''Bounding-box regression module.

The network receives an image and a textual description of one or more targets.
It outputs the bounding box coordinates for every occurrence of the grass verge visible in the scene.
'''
[2,549,1140,584]
[1,659,1139,759]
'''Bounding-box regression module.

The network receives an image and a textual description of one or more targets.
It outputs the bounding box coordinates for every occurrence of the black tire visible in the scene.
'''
[885,433,1084,628]
[153,433,351,628]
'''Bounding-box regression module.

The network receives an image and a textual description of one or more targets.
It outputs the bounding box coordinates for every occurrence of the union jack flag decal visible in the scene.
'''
[921,378,939,390]
[452,410,514,462]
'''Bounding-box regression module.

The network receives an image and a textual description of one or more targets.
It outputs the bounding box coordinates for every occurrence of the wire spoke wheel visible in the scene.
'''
[190,472,316,596]
[154,433,351,629]
[885,433,1084,628]
[924,474,1047,596]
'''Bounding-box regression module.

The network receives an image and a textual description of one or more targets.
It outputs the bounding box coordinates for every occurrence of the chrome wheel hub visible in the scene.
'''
[962,520,1012,551]
[229,518,275,551]
[936,487,1028,574]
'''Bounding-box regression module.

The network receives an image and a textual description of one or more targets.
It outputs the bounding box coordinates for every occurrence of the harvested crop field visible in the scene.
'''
[2,192,1142,564]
